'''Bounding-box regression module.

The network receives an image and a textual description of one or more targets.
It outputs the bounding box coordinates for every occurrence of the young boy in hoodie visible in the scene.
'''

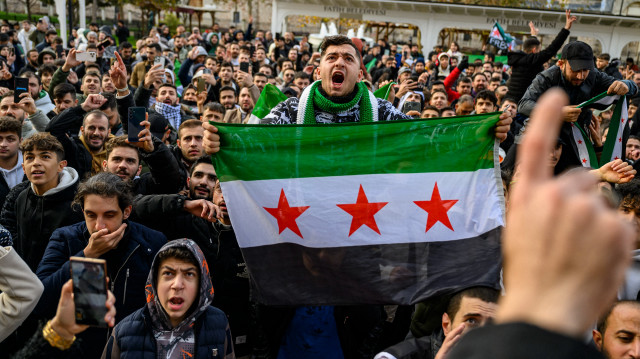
[103,239,235,359]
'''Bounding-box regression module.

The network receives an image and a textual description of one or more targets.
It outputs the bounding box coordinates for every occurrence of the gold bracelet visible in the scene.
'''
[43,320,75,350]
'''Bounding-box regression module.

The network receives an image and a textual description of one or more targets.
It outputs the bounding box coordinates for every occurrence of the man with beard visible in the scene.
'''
[222,86,254,123]
[17,49,38,75]
[593,301,640,359]
[130,43,161,88]
[151,83,193,130]
[46,94,113,178]
[102,135,182,195]
[471,73,487,96]
[519,41,638,172]
[173,36,189,63]
[131,158,253,357]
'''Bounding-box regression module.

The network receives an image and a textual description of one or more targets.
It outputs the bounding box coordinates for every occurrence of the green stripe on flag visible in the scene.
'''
[366,58,377,72]
[374,82,395,101]
[601,95,627,162]
[213,112,501,182]
[252,84,289,120]
[577,91,611,109]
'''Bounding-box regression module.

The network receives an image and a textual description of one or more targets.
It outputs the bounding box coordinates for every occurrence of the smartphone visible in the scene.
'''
[14,77,28,104]
[8,47,14,57]
[70,257,108,327]
[415,83,424,92]
[240,62,250,73]
[98,39,111,51]
[197,78,206,93]
[154,56,165,69]
[55,44,63,58]
[402,101,422,114]
[128,107,146,142]
[202,68,212,75]
[76,51,97,62]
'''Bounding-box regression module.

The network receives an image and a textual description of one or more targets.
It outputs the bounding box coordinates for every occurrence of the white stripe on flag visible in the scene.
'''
[221,170,504,249]
[609,98,627,162]
[571,123,592,167]
[247,114,261,124]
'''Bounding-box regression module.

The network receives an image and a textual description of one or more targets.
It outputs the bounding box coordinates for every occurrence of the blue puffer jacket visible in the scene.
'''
[34,221,167,358]
[104,306,232,359]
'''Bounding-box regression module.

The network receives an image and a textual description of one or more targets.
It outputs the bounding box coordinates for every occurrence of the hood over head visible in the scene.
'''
[145,238,213,332]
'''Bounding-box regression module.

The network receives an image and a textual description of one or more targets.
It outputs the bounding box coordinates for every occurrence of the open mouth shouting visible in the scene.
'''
[168,296,185,311]
[331,71,345,91]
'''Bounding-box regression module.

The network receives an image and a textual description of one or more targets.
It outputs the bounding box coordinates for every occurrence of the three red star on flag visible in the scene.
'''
[264,183,459,238]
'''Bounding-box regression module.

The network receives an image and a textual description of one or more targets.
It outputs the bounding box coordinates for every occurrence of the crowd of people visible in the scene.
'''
[0,8,638,358]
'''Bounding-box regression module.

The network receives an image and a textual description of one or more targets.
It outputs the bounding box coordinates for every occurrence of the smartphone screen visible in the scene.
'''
[239,62,250,73]
[14,78,28,104]
[197,78,206,93]
[402,101,422,114]
[128,107,146,142]
[70,257,107,327]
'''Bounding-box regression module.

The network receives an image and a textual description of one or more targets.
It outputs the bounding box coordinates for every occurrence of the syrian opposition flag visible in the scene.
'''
[572,91,629,168]
[212,114,505,305]
[487,22,515,51]
[247,84,289,124]
[374,82,395,101]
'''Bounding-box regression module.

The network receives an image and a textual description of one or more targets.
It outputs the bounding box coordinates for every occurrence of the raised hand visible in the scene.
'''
[497,89,635,338]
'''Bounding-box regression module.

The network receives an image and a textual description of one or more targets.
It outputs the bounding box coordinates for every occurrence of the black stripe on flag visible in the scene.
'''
[243,227,502,305]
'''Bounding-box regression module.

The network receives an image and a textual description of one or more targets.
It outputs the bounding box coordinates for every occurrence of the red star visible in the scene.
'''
[615,156,620,160]
[622,117,626,124]
[263,189,309,238]
[414,182,458,233]
[582,158,587,164]
[337,185,388,236]
[619,137,623,143]
[578,139,583,144]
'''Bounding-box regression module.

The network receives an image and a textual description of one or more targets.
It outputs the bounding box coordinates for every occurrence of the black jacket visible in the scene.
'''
[603,60,623,79]
[519,65,637,171]
[4,170,83,271]
[448,323,602,359]
[0,173,27,210]
[506,28,570,103]
[34,221,166,358]
[378,330,443,359]
[171,145,191,188]
[131,136,183,195]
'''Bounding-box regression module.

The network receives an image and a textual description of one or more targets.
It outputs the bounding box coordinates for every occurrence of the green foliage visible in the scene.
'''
[0,11,59,23]
[163,13,181,33]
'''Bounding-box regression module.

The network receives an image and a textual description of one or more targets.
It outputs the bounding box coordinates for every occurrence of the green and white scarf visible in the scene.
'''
[296,80,378,124]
